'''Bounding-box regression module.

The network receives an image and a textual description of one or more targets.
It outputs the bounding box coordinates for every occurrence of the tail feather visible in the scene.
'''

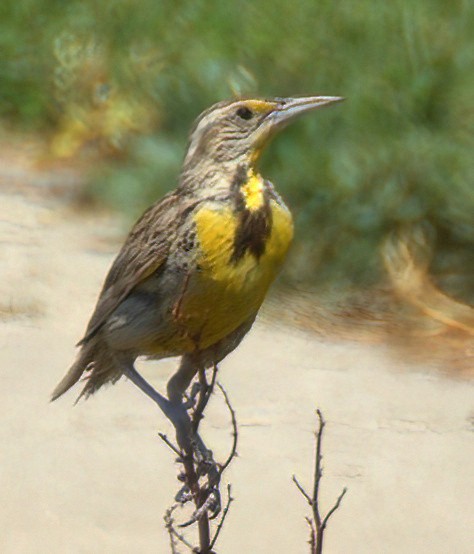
[51,340,123,402]
[51,341,97,401]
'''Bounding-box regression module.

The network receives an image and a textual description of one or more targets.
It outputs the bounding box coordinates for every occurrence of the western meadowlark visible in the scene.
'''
[52,96,342,421]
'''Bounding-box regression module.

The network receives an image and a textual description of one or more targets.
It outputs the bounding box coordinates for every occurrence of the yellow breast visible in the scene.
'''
[176,199,293,349]
[240,170,265,211]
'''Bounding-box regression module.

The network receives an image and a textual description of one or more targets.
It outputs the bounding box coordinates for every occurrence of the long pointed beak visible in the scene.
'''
[270,95,345,128]
[251,95,344,152]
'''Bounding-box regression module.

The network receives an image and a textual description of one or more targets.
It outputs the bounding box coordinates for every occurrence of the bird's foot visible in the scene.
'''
[179,486,221,527]
[182,381,202,410]
[172,431,222,520]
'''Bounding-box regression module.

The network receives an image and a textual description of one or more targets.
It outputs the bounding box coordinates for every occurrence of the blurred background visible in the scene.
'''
[1,0,473,344]
[1,4,473,552]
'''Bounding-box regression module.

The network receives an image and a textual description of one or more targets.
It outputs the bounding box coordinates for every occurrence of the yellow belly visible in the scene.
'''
[175,200,293,350]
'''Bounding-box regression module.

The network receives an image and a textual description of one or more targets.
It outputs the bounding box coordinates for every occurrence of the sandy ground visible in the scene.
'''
[1,180,473,554]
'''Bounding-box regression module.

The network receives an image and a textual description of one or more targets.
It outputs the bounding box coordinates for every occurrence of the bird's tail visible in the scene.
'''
[52,339,123,402]
[51,341,98,402]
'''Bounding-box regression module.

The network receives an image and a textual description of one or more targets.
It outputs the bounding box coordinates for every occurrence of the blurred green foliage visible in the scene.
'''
[1,0,473,300]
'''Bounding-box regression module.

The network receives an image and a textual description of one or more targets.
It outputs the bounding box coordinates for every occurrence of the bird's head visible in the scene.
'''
[182,96,344,172]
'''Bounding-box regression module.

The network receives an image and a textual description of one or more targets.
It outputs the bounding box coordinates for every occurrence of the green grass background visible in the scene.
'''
[2,0,473,300]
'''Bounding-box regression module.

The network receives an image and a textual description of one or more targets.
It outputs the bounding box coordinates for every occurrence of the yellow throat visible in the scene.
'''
[177,167,293,350]
[240,170,265,211]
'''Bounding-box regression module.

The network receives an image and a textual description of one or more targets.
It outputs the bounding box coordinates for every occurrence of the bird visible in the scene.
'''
[51,96,343,423]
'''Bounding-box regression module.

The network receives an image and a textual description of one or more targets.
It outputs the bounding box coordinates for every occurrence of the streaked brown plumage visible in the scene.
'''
[51,96,343,405]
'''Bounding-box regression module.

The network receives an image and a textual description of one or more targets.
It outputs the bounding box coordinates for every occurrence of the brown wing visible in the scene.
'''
[78,191,194,345]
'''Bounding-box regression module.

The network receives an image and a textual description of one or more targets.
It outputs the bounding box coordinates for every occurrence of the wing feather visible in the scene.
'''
[78,192,194,345]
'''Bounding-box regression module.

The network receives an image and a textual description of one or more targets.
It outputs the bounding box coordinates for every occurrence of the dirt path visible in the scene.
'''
[1,182,472,553]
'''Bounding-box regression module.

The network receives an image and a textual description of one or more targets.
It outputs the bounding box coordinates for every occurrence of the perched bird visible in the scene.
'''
[52,96,343,414]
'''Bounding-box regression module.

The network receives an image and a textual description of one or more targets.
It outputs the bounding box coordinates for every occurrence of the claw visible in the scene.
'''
[207,487,221,520]
[175,484,192,505]
[179,487,222,527]
[183,382,201,409]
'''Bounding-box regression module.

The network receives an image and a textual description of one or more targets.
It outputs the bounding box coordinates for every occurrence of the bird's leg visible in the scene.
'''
[124,365,170,413]
[166,357,216,453]
[123,365,194,453]
[125,361,221,519]
[167,355,199,404]
[166,356,212,455]
[167,358,222,518]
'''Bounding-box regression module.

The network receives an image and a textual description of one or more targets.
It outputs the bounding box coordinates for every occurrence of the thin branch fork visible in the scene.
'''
[293,409,347,554]
[209,484,234,552]
[160,365,238,554]
[164,504,195,553]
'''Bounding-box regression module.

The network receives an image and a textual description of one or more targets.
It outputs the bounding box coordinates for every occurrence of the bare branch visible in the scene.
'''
[192,364,218,433]
[321,487,347,531]
[158,432,183,458]
[217,381,238,475]
[294,409,347,554]
[292,474,313,506]
[209,484,234,551]
[305,517,316,552]
[164,504,194,552]
[160,365,237,553]
[208,363,218,395]
[312,409,325,532]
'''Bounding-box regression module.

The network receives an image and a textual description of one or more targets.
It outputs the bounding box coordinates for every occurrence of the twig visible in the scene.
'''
[158,432,183,458]
[182,364,219,553]
[192,364,218,433]
[160,365,237,553]
[292,474,312,505]
[164,505,179,554]
[209,484,234,551]
[312,409,325,533]
[164,504,195,552]
[321,487,347,531]
[305,517,316,552]
[216,382,238,475]
[293,409,347,554]
[180,449,210,539]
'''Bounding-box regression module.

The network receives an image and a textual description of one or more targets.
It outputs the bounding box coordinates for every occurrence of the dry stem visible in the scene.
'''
[293,409,347,554]
[161,366,238,553]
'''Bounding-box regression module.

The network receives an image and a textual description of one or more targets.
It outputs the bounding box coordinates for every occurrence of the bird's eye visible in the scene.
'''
[236,106,253,120]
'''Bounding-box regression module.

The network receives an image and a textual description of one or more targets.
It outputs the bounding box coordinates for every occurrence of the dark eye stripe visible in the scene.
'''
[236,106,253,120]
